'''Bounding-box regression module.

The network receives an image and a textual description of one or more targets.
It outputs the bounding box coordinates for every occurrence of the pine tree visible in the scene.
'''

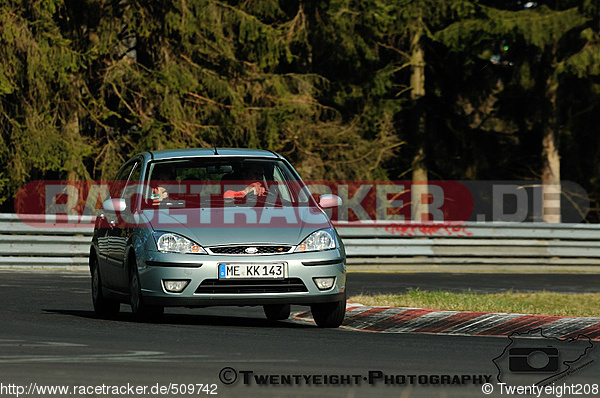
[88,0,399,181]
[438,1,593,222]
[0,0,94,206]
[319,0,479,220]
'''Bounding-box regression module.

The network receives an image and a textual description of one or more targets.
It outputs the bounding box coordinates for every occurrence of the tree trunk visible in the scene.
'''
[65,110,80,183]
[63,108,81,217]
[541,79,561,223]
[410,18,428,222]
[541,122,561,223]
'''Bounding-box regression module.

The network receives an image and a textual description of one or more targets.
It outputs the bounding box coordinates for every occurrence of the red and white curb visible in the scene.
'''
[293,303,600,340]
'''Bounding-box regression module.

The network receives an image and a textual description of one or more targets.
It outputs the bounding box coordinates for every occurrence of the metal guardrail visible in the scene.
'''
[336,222,600,272]
[0,214,94,267]
[2,214,600,271]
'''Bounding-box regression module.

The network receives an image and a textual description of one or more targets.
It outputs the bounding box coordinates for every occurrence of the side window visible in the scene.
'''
[115,163,135,181]
[129,162,142,182]
[111,162,136,198]
[122,162,141,200]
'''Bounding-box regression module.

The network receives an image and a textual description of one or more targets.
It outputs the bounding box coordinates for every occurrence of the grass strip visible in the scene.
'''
[349,289,600,317]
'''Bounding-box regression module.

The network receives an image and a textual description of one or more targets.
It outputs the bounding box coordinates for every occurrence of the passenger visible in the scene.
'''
[223,164,266,198]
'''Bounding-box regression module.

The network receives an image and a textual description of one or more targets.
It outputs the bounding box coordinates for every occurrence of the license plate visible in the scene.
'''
[218,263,286,279]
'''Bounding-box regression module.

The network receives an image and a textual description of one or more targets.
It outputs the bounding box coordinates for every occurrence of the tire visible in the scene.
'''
[129,265,164,323]
[310,293,347,328]
[91,257,120,319]
[263,304,291,321]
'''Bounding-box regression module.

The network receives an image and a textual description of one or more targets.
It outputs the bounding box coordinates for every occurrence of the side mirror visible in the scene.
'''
[319,194,342,209]
[102,199,127,212]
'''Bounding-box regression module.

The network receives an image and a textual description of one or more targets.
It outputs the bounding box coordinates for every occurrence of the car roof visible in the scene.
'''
[148,148,280,161]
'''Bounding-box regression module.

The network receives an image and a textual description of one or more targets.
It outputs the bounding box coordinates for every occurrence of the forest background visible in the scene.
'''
[0,0,599,221]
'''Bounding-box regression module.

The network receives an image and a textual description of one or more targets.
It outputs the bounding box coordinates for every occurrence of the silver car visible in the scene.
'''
[90,148,346,327]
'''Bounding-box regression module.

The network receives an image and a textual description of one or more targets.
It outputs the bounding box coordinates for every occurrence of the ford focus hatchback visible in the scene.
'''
[90,148,346,327]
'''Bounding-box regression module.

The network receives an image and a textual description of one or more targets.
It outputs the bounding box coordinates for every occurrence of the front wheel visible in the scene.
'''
[91,258,120,319]
[129,267,164,323]
[263,304,291,321]
[310,293,346,328]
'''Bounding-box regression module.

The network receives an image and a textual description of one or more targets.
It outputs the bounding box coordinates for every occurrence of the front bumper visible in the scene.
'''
[138,249,346,307]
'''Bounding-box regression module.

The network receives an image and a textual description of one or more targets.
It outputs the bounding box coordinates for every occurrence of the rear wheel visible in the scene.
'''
[263,304,291,321]
[129,265,164,323]
[310,293,346,328]
[91,257,120,319]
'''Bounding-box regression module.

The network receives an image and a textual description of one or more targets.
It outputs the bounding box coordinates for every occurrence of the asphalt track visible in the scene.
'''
[1,271,600,398]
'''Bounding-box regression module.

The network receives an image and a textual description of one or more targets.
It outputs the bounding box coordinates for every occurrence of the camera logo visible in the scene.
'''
[508,347,559,373]
[493,329,593,386]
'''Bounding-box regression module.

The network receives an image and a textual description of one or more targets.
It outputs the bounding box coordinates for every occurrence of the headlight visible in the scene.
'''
[295,229,336,252]
[153,232,207,254]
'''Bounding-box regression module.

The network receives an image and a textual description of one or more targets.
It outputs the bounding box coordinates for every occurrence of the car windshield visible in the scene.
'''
[139,157,312,209]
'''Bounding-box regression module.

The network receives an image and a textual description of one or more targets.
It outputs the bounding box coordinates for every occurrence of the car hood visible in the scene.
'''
[141,206,332,247]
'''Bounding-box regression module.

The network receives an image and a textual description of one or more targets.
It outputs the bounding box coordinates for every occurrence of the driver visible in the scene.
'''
[150,167,176,205]
[223,164,266,198]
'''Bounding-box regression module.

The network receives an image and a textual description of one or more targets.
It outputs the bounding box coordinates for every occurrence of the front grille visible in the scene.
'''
[195,278,308,294]
[207,245,292,255]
